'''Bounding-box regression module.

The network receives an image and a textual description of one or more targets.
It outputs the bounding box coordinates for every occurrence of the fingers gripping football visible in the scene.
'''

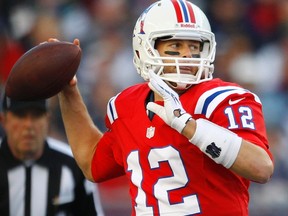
[147,71,192,133]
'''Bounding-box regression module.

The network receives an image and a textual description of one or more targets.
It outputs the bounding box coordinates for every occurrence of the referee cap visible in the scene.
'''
[2,95,47,113]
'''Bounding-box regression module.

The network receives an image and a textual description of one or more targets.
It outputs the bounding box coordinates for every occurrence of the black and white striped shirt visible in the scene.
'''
[0,137,104,216]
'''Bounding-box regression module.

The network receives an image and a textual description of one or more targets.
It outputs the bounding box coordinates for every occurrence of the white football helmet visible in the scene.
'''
[133,0,216,90]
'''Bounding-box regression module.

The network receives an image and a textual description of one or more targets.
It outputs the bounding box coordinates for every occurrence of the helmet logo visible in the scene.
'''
[138,2,156,34]
[140,20,145,34]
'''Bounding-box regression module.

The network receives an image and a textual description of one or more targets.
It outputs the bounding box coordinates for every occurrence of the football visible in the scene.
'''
[5,41,82,100]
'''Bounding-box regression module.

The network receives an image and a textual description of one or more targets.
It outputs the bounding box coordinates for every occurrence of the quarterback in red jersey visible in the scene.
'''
[56,0,274,215]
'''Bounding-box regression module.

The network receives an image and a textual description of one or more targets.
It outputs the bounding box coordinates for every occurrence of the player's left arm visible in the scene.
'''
[147,71,274,183]
[183,119,274,183]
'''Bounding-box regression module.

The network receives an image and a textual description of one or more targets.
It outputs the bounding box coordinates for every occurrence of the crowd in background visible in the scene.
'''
[1,0,288,215]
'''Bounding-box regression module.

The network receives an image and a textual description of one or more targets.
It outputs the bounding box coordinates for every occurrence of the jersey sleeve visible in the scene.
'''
[91,95,125,182]
[194,85,271,156]
[91,131,125,182]
[91,96,125,182]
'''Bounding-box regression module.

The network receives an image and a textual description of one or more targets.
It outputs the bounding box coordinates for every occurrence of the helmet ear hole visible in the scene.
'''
[136,50,140,59]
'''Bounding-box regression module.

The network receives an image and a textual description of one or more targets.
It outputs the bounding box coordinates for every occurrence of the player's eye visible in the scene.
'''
[190,45,199,51]
[188,43,201,52]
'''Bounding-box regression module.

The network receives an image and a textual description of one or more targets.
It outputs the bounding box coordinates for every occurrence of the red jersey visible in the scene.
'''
[91,78,271,216]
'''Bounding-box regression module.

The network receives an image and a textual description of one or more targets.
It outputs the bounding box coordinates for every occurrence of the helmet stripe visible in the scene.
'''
[185,1,196,23]
[171,0,196,23]
[171,0,183,22]
[179,0,190,22]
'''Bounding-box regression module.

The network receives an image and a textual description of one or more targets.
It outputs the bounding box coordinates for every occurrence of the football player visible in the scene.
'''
[57,0,274,215]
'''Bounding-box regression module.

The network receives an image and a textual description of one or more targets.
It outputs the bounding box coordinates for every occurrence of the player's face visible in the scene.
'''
[2,110,49,161]
[155,39,201,75]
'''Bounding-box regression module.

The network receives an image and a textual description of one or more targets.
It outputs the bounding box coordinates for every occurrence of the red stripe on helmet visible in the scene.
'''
[171,0,183,22]
[186,1,196,23]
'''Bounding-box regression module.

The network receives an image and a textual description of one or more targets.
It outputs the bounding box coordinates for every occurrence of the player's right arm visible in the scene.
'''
[52,38,101,181]
[58,78,102,181]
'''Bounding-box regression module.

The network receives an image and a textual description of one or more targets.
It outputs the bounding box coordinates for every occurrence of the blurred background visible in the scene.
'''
[0,0,288,215]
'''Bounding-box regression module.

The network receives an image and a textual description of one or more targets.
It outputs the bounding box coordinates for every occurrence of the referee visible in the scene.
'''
[0,95,104,216]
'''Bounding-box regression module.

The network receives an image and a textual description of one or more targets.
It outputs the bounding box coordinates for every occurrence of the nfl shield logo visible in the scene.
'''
[146,126,155,139]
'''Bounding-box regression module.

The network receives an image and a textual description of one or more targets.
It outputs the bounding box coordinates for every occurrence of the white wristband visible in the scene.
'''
[189,118,242,168]
[171,113,192,133]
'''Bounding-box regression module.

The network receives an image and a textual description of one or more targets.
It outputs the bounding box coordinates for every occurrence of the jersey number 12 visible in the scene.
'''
[127,146,201,215]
